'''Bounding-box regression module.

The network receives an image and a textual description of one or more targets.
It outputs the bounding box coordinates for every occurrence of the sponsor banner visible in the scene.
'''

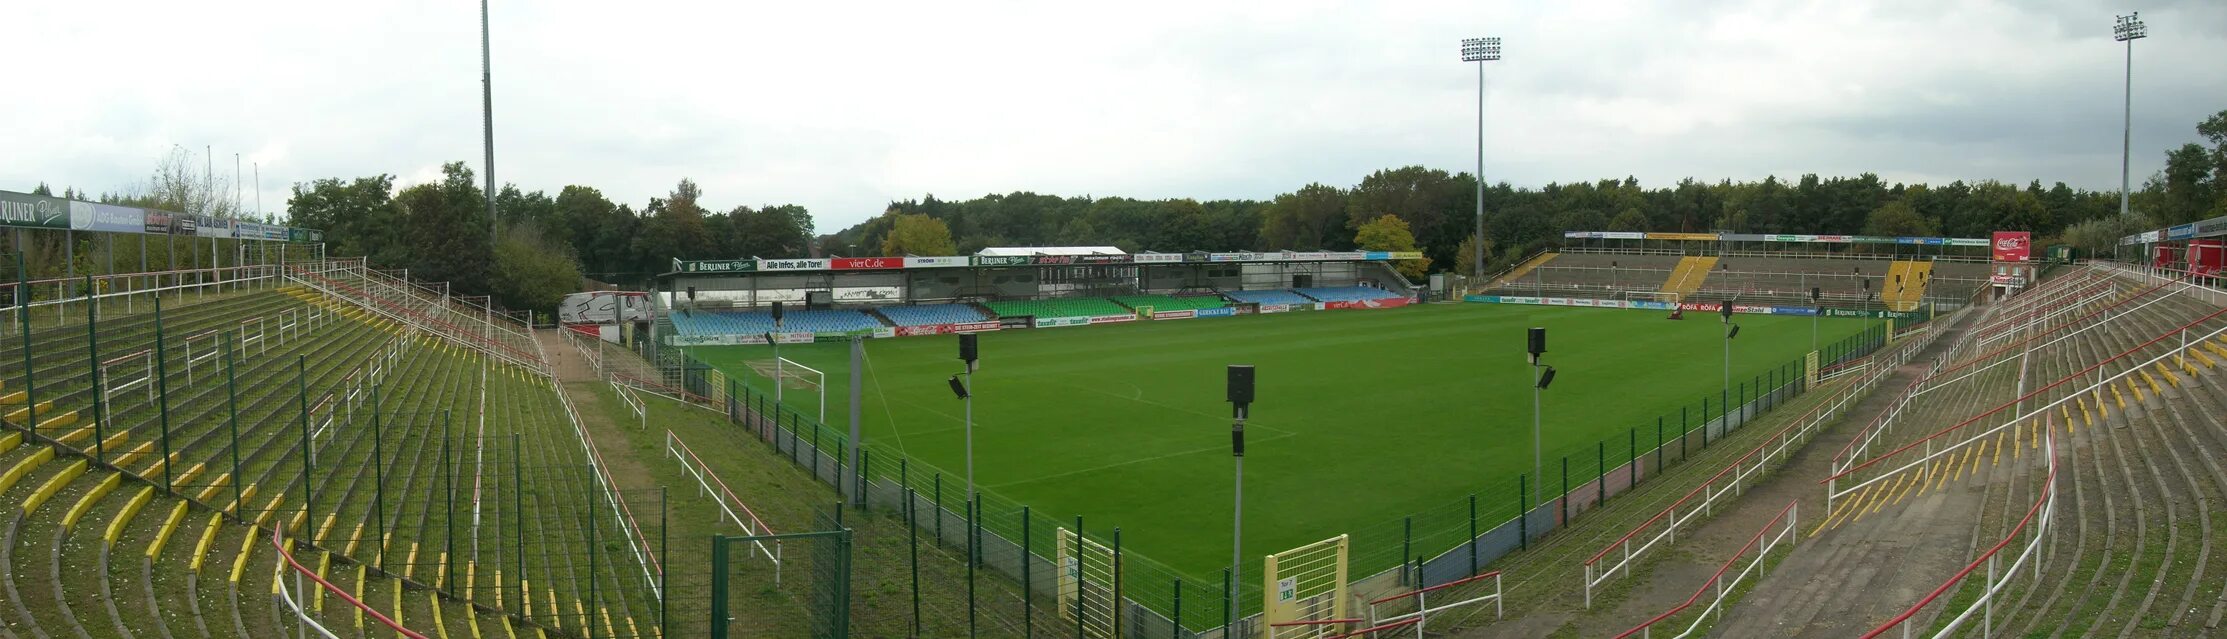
[1945,238,1989,247]
[2197,216,2227,238]
[1284,251,1329,261]
[675,259,757,273]
[1990,274,2029,286]
[0,191,71,229]
[1077,254,1132,265]
[1030,255,1077,265]
[1151,310,1197,320]
[1131,253,1183,264]
[895,321,1002,337]
[2165,223,2197,241]
[1991,231,2032,262]
[830,257,902,270]
[240,222,290,240]
[998,316,1033,329]
[1209,252,1264,262]
[71,202,145,233]
[1387,251,1424,260]
[1258,303,1293,314]
[1183,251,1212,263]
[759,258,830,271]
[1088,314,1135,324]
[173,215,198,236]
[972,255,1033,267]
[204,217,239,238]
[1033,316,1091,328]
[1646,232,1719,241]
[1194,307,1237,318]
[1630,300,1674,310]
[1363,251,1391,260]
[1563,231,1648,240]
[144,212,173,235]
[1322,298,1412,310]
[1325,251,1366,261]
[1462,295,1501,303]
[904,256,970,268]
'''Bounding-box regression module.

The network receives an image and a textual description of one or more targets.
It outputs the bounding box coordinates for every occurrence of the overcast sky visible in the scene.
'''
[4,0,2223,232]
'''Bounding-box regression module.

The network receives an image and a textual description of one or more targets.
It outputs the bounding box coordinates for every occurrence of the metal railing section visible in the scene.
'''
[665,430,782,575]
[1859,431,2056,638]
[271,523,432,639]
[1364,570,1501,635]
[1611,500,1800,639]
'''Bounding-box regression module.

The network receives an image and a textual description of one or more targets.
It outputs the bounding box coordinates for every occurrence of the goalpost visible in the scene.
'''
[770,357,826,424]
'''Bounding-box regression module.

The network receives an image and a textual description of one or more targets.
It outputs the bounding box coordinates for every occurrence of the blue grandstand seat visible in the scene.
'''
[1294,287,1401,303]
[876,304,991,327]
[669,308,881,336]
[1222,289,1314,306]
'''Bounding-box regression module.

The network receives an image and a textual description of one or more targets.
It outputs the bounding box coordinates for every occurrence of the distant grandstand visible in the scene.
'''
[644,247,1427,346]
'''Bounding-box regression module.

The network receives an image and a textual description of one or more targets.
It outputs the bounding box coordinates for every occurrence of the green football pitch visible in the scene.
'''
[687,303,1870,582]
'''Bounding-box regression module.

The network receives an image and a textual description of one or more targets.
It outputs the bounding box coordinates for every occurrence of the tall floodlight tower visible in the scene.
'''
[1461,37,1502,285]
[2114,12,2147,218]
[481,0,498,239]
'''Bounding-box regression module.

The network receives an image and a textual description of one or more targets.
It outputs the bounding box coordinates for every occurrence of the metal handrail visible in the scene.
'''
[1859,431,2056,638]
[271,524,431,639]
[1611,500,1800,639]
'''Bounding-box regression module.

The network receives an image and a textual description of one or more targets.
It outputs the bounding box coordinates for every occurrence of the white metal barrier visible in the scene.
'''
[1860,432,2057,639]
[665,430,782,574]
[1612,500,1800,639]
[1364,571,1501,638]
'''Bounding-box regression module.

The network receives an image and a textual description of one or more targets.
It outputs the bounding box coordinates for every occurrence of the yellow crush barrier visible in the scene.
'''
[105,487,155,545]
[228,522,258,583]
[432,592,451,639]
[602,605,618,639]
[315,513,339,544]
[404,542,420,579]
[343,523,364,556]
[24,459,88,514]
[64,474,122,528]
[3,400,54,422]
[2153,363,2180,386]
[0,447,57,494]
[190,513,224,572]
[354,564,368,629]
[171,462,207,488]
[111,442,154,469]
[54,424,99,445]
[96,430,129,451]
[35,410,81,431]
[146,501,191,558]
[393,577,404,628]
[315,553,331,612]
[0,390,25,405]
[253,493,284,527]
[193,473,232,502]
[0,431,20,454]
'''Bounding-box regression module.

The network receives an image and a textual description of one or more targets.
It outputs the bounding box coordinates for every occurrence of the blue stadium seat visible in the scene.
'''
[1222,289,1314,306]
[1294,287,1401,303]
[876,304,991,327]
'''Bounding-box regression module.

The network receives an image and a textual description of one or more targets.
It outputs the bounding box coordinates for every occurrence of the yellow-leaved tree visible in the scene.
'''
[1354,214,1431,280]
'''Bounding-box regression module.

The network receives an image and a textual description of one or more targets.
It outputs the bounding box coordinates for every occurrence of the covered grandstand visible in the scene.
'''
[646,248,1426,346]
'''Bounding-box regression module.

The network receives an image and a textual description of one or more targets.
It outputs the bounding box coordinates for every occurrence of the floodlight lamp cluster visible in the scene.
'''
[2114,13,2147,42]
[1461,37,1503,62]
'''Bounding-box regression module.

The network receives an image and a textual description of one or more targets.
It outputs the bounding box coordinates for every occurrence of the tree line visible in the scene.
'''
[19,109,2223,316]
[833,108,2227,273]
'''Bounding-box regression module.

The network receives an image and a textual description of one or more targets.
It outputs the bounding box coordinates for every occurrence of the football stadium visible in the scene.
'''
[9,5,2227,639]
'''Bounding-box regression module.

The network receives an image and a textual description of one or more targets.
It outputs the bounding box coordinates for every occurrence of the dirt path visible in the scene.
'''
[534,329,658,494]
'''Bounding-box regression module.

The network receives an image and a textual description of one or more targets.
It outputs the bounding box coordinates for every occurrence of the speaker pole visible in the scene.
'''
[1527,327,1547,506]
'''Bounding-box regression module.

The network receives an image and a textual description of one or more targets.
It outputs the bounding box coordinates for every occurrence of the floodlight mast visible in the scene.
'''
[1461,37,1502,286]
[2114,13,2148,219]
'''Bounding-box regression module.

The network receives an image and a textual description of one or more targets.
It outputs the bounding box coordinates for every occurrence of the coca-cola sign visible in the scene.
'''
[1991,231,2031,262]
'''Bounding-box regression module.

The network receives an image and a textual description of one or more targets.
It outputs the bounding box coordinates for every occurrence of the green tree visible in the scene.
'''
[1607,207,1649,232]
[1452,235,1494,277]
[1260,184,1348,250]
[490,222,583,317]
[879,213,957,255]
[1862,200,1938,237]
[1354,214,1430,280]
[392,162,493,292]
[287,175,400,266]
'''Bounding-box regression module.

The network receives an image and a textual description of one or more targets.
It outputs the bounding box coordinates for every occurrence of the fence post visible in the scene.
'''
[224,332,241,522]
[709,537,728,639]
[372,384,387,571]
[13,254,33,440]
[1112,528,1124,638]
[1172,579,1182,639]
[967,496,977,638]
[1682,406,1690,457]
[909,487,921,635]
[1223,568,1234,637]
[588,484,600,639]
[657,486,669,637]
[1701,397,1710,447]
[154,295,173,491]
[1468,493,1478,575]
[935,474,945,546]
[1519,475,1528,551]
[1402,516,1413,586]
[297,355,312,535]
[858,447,871,511]
[443,410,455,588]
[1024,505,1034,639]
[515,432,525,615]
[1597,440,1606,505]
[85,275,107,466]
[1656,417,1665,471]
[1560,457,1569,524]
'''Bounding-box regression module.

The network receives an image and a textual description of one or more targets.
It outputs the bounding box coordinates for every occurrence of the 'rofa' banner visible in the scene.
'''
[1992,231,2031,262]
